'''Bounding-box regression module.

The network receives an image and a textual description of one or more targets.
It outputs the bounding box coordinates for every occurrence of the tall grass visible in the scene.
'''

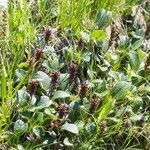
[57,0,92,33]
[0,0,36,141]
[57,0,141,34]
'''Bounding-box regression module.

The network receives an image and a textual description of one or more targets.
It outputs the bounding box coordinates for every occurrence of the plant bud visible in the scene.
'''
[51,120,60,129]
[69,62,78,84]
[58,103,70,118]
[28,80,38,95]
[50,71,60,90]
[90,96,99,113]
[44,26,51,44]
[35,48,43,62]
[79,80,88,99]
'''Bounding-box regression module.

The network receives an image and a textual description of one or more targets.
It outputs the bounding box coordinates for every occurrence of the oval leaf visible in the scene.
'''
[52,90,70,100]
[96,9,112,28]
[91,30,106,41]
[63,137,74,147]
[17,87,30,106]
[38,96,52,108]
[14,120,28,134]
[62,123,79,135]
[129,50,140,71]
[111,81,130,99]
[34,71,51,91]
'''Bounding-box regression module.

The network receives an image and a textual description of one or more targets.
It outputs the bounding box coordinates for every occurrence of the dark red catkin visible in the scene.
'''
[69,62,78,84]
[58,103,70,118]
[44,26,51,44]
[99,121,107,132]
[28,80,38,96]
[77,38,84,49]
[50,71,60,90]
[35,48,43,62]
[79,80,88,99]
[51,120,61,129]
[90,96,99,113]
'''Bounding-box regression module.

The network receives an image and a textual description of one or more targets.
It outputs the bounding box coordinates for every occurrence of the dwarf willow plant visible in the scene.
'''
[0,0,149,149]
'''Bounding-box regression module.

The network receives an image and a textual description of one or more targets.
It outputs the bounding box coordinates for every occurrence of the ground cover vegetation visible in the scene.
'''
[0,0,150,149]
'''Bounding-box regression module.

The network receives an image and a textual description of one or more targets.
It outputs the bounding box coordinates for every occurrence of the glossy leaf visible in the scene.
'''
[129,50,140,71]
[62,123,79,135]
[52,90,70,100]
[14,120,28,134]
[34,71,51,91]
[111,81,130,99]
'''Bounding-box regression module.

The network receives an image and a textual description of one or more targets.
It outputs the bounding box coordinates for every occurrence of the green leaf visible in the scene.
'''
[137,49,146,60]
[96,9,112,28]
[63,137,74,147]
[50,57,60,70]
[132,96,143,112]
[42,60,50,71]
[31,95,37,105]
[17,145,25,150]
[91,30,106,41]
[14,120,28,134]
[44,108,56,119]
[28,96,52,111]
[86,123,96,134]
[33,126,40,138]
[129,50,140,71]
[34,71,51,91]
[97,98,113,123]
[111,81,130,99]
[38,96,52,108]
[118,35,130,49]
[15,69,25,83]
[80,31,90,42]
[131,39,143,50]
[69,101,81,122]
[59,73,69,90]
[52,90,70,100]
[17,87,30,106]
[130,114,143,122]
[62,123,79,135]
[83,52,92,62]
[35,112,44,123]
[33,126,45,138]
[29,95,52,111]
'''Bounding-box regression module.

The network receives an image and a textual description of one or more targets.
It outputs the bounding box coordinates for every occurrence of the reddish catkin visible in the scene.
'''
[90,96,99,113]
[35,48,43,62]
[79,80,88,99]
[28,80,38,96]
[44,26,51,44]
[51,120,61,129]
[58,103,70,118]
[50,71,60,90]
[77,38,85,49]
[99,121,107,132]
[69,62,78,84]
